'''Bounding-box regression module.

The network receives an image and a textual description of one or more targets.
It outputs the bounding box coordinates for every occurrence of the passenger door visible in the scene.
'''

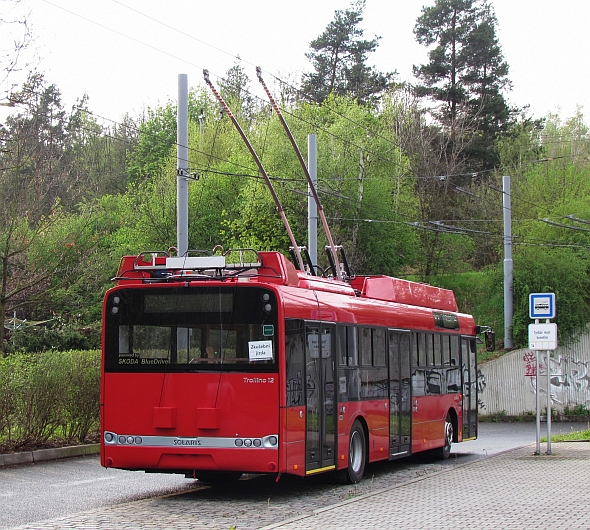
[461,337,478,440]
[389,330,412,457]
[305,323,337,472]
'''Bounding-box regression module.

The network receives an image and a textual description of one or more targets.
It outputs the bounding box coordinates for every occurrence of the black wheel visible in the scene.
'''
[341,420,366,484]
[439,415,453,460]
[194,471,242,484]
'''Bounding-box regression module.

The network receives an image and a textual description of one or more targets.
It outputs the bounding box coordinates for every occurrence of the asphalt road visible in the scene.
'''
[0,421,584,529]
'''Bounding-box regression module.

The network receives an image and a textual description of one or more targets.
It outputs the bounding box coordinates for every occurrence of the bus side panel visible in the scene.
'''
[412,394,459,453]
[365,399,390,462]
[281,405,306,476]
[336,404,364,470]
[335,401,389,468]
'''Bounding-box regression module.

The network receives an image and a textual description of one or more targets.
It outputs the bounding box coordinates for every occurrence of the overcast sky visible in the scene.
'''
[4,0,589,125]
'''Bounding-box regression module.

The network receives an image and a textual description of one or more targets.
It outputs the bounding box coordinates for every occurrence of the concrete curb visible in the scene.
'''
[0,443,100,468]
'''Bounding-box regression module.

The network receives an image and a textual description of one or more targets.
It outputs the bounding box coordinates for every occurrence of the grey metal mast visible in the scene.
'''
[177,74,189,257]
[503,175,514,349]
[308,134,318,267]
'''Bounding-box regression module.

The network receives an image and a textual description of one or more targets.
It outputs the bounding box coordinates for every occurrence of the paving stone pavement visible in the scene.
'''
[5,442,590,530]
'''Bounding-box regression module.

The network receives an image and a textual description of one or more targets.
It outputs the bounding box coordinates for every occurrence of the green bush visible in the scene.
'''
[0,350,100,448]
[60,350,101,442]
[11,321,101,353]
[512,248,590,348]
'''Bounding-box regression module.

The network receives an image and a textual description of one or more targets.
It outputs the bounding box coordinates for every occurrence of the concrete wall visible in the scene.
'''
[478,329,590,415]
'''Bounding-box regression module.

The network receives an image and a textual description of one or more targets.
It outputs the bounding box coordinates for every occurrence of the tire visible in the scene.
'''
[341,420,366,484]
[439,415,453,460]
[194,471,242,484]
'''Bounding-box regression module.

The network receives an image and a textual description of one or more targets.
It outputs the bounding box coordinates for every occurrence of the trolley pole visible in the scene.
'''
[308,134,318,268]
[177,74,189,257]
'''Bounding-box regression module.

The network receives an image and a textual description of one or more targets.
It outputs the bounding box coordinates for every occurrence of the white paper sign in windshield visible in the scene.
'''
[249,340,273,361]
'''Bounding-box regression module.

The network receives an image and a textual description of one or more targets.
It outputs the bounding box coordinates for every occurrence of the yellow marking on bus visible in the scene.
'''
[463,436,477,441]
[306,465,336,475]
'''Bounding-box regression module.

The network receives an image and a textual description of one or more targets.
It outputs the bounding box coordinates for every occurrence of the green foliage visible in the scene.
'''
[0,350,100,447]
[563,404,590,417]
[11,320,101,353]
[60,350,101,442]
[543,429,590,442]
[4,57,590,364]
[511,247,590,348]
[126,89,217,183]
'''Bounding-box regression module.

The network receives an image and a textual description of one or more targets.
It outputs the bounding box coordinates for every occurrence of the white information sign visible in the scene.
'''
[248,340,273,361]
[528,323,557,350]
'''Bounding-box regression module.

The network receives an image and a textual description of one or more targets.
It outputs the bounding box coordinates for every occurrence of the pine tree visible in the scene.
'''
[219,59,256,121]
[301,0,394,105]
[414,0,512,169]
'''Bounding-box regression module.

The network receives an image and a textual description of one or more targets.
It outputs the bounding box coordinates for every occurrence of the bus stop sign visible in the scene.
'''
[529,293,556,320]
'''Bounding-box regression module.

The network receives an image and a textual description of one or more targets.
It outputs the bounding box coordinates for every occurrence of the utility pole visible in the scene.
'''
[177,74,189,257]
[308,134,318,268]
[503,175,514,349]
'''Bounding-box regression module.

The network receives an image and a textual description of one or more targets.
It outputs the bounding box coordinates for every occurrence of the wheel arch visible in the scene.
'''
[447,406,459,443]
[347,413,369,459]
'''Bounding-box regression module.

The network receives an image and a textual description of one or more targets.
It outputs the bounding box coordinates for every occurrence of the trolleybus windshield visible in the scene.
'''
[103,286,278,372]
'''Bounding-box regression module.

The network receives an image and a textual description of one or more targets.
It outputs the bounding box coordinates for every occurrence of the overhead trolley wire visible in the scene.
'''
[40,1,590,249]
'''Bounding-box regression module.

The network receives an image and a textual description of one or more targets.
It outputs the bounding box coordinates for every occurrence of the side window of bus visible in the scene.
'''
[336,326,347,366]
[433,335,442,366]
[418,332,425,366]
[360,327,372,366]
[428,334,444,394]
[450,335,460,366]
[412,332,423,366]
[285,319,305,407]
[347,327,359,366]
[373,328,386,367]
[426,370,442,394]
[425,333,434,366]
[442,335,451,366]
[446,334,461,392]
[412,369,426,396]
[339,326,360,402]
[369,328,388,398]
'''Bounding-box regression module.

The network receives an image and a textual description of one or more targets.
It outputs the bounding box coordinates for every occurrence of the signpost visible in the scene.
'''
[529,293,556,320]
[528,293,557,455]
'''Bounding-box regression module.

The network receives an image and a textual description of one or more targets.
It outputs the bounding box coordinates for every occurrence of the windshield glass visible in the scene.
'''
[104,286,278,372]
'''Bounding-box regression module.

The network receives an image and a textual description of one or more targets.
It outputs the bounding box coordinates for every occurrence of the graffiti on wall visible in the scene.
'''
[477,369,487,410]
[524,352,590,407]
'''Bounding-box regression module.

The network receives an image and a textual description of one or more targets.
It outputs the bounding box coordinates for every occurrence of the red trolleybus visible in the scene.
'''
[101,249,478,483]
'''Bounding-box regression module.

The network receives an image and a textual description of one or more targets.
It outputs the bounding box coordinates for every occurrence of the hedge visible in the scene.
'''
[0,350,100,449]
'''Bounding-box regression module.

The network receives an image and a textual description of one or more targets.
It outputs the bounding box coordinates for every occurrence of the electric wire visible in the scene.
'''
[33,1,590,253]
